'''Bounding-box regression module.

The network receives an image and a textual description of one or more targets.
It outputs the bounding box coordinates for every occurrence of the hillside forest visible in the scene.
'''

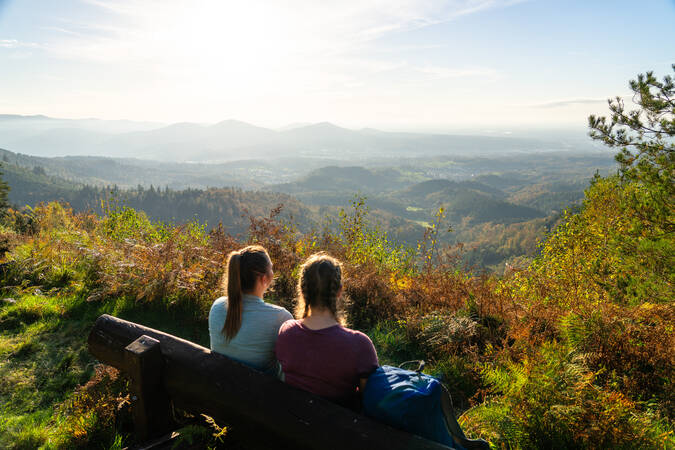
[0,67,673,449]
[0,147,616,272]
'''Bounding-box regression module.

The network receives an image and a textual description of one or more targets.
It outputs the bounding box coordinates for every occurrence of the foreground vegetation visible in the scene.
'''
[0,183,671,448]
[0,68,673,448]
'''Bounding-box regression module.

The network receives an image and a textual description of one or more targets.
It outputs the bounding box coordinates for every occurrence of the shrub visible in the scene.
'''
[463,342,674,449]
[245,204,303,311]
[560,304,675,416]
[55,365,130,449]
[344,266,399,329]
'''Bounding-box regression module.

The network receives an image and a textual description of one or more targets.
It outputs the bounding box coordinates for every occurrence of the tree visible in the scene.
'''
[32,165,46,176]
[516,66,675,306]
[0,163,9,214]
[588,64,674,233]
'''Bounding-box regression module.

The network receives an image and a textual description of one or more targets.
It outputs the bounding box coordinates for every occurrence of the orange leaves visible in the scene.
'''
[59,365,128,447]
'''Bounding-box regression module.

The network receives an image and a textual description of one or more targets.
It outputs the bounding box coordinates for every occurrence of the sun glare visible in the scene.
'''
[139,2,291,87]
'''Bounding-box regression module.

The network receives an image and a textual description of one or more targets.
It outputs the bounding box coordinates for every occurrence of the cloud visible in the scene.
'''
[8,51,34,59]
[41,26,85,37]
[80,0,137,15]
[415,65,498,79]
[53,0,524,60]
[533,98,608,108]
[0,39,38,48]
[40,0,515,90]
[8,0,526,124]
[373,43,447,53]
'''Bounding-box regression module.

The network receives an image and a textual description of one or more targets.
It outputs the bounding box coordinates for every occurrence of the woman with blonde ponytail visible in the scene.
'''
[208,245,292,374]
[276,252,379,409]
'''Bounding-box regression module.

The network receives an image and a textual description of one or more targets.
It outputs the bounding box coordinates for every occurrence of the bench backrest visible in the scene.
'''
[88,314,451,449]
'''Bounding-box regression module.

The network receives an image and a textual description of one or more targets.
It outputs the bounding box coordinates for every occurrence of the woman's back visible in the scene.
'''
[209,294,292,372]
[276,319,378,408]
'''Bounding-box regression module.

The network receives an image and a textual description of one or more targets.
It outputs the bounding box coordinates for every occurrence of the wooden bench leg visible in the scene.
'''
[124,335,171,441]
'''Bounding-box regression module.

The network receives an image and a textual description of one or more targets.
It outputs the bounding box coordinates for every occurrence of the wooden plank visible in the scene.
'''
[124,335,171,441]
[88,314,451,450]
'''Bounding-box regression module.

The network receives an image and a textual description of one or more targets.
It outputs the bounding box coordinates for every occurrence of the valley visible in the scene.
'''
[1,139,616,271]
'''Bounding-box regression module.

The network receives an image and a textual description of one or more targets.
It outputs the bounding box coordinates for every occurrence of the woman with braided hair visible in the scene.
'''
[208,245,292,374]
[276,252,379,409]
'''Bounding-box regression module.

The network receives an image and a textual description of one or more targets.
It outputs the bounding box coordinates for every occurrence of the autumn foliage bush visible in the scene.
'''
[57,365,130,448]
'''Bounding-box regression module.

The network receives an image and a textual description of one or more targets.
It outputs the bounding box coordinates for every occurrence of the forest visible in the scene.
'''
[0,147,616,271]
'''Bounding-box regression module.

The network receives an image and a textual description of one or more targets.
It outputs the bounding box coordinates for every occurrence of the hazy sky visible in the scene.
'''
[1,0,673,131]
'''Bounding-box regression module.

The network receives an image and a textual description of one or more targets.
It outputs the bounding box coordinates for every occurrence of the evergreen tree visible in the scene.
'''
[588,64,674,233]
[0,163,10,214]
[526,66,675,306]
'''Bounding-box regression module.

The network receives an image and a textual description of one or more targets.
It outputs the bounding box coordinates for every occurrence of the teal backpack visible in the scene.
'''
[363,361,489,449]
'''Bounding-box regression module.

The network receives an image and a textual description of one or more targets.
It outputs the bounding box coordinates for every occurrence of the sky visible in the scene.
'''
[0,0,673,131]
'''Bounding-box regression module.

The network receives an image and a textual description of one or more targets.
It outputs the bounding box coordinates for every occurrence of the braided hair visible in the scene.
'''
[295,252,343,320]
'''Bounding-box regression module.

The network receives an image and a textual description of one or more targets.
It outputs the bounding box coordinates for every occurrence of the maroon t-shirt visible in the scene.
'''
[276,319,379,408]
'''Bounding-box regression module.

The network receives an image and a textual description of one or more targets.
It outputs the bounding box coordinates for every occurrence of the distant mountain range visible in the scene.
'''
[0,114,584,162]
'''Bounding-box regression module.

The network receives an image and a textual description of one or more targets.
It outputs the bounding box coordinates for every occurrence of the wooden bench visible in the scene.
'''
[88,314,451,449]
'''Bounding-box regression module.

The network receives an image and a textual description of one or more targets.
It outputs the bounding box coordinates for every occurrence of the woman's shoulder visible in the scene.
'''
[208,297,227,330]
[260,300,291,314]
[258,301,293,322]
[340,326,378,365]
[278,318,302,334]
[209,296,227,314]
[339,326,375,346]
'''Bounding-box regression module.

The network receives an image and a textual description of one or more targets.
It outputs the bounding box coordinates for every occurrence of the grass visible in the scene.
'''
[368,320,420,366]
[0,293,212,449]
[0,295,92,449]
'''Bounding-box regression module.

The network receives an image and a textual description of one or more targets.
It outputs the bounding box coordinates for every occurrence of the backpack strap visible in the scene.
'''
[398,360,425,373]
[440,383,490,450]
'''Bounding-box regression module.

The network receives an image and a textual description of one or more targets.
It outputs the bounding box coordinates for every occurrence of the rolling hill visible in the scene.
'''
[0,114,578,161]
